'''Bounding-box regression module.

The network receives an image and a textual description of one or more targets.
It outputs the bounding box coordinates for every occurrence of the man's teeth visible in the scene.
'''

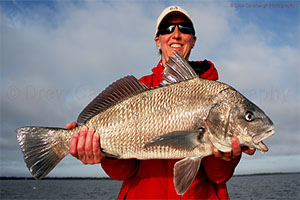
[171,44,182,48]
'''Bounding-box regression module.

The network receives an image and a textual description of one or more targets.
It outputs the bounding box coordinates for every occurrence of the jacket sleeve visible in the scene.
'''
[201,155,240,184]
[101,157,139,181]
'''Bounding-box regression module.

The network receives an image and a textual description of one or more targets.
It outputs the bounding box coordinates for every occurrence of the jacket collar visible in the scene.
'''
[152,60,165,83]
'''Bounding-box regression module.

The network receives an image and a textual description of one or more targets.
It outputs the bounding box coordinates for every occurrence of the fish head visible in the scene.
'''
[206,88,275,152]
[228,97,275,152]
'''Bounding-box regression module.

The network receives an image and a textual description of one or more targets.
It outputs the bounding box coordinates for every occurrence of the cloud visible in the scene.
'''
[1,0,163,177]
[1,1,299,177]
[184,2,300,161]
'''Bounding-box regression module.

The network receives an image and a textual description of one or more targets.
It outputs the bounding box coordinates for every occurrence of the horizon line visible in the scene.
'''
[1,171,299,180]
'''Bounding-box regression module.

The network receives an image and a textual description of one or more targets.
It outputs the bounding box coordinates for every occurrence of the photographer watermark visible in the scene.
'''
[240,87,291,105]
[4,84,293,105]
[230,2,296,9]
[5,84,100,102]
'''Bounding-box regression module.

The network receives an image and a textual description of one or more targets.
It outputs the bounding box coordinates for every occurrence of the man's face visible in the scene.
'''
[155,15,196,66]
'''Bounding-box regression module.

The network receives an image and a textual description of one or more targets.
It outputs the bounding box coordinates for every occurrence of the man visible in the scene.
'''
[67,5,255,199]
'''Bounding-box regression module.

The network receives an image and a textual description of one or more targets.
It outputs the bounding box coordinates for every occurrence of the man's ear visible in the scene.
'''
[192,35,197,48]
[155,36,161,49]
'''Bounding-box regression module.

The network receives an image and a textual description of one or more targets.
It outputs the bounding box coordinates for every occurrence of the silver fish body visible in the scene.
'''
[93,78,226,159]
[16,52,275,195]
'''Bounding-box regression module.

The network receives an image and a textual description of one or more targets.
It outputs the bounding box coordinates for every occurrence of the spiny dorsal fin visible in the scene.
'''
[161,51,198,86]
[77,75,148,123]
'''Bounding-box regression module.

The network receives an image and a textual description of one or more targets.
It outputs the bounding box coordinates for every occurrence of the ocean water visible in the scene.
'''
[1,173,299,199]
[227,173,300,200]
[0,179,122,200]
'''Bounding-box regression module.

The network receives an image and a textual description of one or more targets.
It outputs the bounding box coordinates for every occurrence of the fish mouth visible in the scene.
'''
[252,128,275,152]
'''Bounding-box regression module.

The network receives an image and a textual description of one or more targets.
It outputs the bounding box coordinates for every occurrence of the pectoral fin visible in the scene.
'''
[144,128,205,151]
[174,157,202,195]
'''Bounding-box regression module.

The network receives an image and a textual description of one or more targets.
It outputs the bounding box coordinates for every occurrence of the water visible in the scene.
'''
[1,173,299,199]
[0,179,122,200]
[227,173,300,200]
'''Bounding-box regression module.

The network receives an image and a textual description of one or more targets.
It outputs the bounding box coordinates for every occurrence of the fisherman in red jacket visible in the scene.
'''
[66,5,255,199]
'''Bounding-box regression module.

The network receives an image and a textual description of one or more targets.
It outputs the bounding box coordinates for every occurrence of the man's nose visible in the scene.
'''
[172,26,181,39]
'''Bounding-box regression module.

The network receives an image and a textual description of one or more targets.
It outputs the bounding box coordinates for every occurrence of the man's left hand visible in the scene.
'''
[213,137,256,161]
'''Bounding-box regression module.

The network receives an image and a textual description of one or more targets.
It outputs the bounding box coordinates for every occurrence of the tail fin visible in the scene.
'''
[16,126,70,179]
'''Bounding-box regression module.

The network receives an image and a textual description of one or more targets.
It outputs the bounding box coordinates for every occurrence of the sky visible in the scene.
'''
[0,0,299,178]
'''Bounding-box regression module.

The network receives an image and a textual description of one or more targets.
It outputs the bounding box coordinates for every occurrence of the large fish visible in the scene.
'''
[16,52,275,195]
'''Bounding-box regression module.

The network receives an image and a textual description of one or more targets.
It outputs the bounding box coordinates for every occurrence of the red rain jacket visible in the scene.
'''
[101,60,240,199]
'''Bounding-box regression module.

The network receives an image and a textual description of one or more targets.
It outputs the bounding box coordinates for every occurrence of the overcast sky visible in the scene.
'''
[1,0,299,177]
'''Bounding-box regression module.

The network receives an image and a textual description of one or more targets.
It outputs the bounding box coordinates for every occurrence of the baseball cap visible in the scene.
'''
[155,5,194,37]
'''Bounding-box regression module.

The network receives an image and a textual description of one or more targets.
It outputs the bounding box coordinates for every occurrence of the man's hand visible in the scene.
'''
[213,137,256,162]
[66,122,105,164]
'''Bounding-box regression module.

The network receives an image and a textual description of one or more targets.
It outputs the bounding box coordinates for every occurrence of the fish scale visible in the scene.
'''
[86,78,228,159]
[16,52,275,195]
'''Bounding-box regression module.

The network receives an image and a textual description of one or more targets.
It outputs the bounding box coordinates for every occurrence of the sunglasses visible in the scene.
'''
[157,23,195,36]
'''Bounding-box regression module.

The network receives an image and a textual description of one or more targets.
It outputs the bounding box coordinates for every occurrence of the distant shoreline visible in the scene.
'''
[233,171,300,177]
[1,172,299,180]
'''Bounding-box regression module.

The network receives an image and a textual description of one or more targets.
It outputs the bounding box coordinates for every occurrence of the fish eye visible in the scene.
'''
[244,111,255,122]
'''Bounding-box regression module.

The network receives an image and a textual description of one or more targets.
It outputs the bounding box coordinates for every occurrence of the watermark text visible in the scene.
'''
[230,2,296,9]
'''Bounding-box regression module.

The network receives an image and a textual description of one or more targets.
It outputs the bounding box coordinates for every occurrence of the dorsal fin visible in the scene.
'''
[77,75,149,123]
[160,51,198,86]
